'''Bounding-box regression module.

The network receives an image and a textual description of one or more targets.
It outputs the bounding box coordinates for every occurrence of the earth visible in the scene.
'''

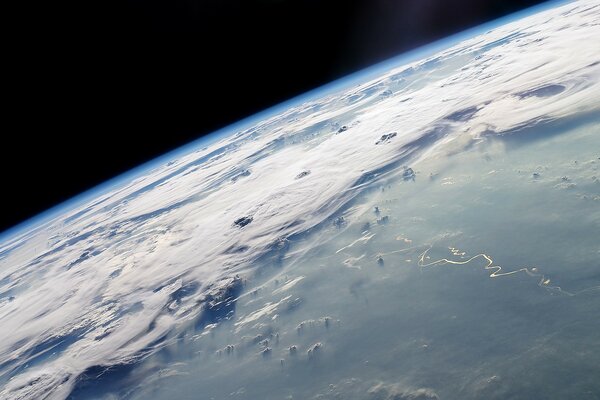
[1,1,600,399]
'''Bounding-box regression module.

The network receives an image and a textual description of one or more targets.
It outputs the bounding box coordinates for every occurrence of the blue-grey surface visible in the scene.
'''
[1,1,600,399]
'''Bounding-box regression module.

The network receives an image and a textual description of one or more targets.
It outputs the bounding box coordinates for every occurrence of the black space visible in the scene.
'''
[3,0,546,233]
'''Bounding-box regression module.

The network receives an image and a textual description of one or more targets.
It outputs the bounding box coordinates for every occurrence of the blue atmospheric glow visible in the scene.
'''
[0,0,565,241]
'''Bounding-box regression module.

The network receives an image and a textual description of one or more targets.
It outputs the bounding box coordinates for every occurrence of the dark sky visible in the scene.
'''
[3,0,547,233]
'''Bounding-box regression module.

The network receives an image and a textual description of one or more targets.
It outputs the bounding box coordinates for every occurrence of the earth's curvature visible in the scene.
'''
[1,1,600,399]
